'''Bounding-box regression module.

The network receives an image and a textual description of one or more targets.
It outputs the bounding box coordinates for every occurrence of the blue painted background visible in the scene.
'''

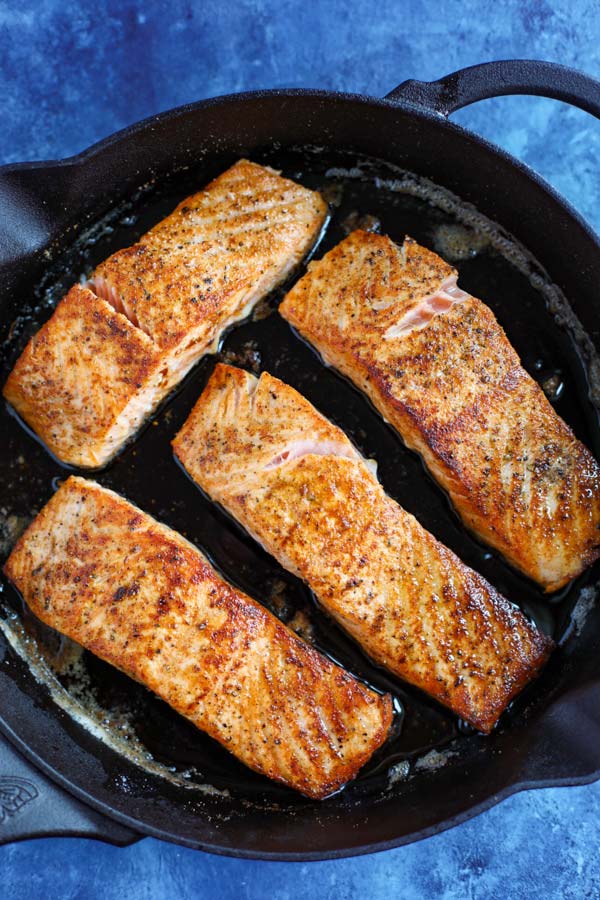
[1,1,600,897]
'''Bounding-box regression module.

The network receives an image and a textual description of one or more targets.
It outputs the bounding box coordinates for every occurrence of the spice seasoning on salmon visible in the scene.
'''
[3,476,392,799]
[4,160,327,468]
[173,364,553,733]
[279,230,600,592]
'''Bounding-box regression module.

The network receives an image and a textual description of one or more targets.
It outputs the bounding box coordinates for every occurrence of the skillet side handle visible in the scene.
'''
[0,164,76,264]
[385,59,600,119]
[0,730,138,846]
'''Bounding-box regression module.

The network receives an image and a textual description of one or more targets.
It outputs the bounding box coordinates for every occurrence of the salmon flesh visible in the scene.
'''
[3,160,327,468]
[3,476,392,799]
[173,364,553,733]
[279,230,600,592]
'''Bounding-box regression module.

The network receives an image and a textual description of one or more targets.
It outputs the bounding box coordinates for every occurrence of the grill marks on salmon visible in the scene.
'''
[3,160,327,468]
[3,477,392,799]
[279,230,600,592]
[173,364,553,733]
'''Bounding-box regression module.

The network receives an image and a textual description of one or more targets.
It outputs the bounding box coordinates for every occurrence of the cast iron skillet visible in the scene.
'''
[1,60,600,859]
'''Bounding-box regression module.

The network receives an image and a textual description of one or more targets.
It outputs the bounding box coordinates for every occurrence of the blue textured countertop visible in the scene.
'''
[1,2,600,897]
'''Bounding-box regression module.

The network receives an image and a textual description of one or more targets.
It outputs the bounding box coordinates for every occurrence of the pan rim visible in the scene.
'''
[0,712,598,860]
[1,85,599,259]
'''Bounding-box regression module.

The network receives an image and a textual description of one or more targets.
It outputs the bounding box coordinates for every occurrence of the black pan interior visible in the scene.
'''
[1,146,599,824]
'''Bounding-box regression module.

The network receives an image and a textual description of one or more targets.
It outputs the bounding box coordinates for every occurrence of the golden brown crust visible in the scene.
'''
[279,230,600,592]
[3,285,165,468]
[173,365,553,733]
[3,160,327,469]
[3,477,392,800]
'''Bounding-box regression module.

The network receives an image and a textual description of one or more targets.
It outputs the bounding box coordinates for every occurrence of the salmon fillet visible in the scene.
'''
[3,476,392,800]
[4,160,327,468]
[279,230,600,592]
[173,364,553,733]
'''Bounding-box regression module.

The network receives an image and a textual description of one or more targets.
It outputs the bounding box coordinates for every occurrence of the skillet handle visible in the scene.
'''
[0,729,138,846]
[385,59,600,119]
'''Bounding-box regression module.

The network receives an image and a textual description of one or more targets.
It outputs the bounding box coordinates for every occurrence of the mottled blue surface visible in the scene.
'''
[1,1,600,897]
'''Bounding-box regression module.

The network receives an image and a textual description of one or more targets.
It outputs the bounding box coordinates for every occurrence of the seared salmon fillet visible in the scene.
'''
[3,477,392,800]
[279,230,600,592]
[173,364,553,733]
[4,160,327,468]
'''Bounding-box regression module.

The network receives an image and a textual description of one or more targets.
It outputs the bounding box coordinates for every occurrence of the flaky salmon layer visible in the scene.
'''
[279,230,600,592]
[3,477,392,800]
[4,160,327,468]
[173,365,553,733]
